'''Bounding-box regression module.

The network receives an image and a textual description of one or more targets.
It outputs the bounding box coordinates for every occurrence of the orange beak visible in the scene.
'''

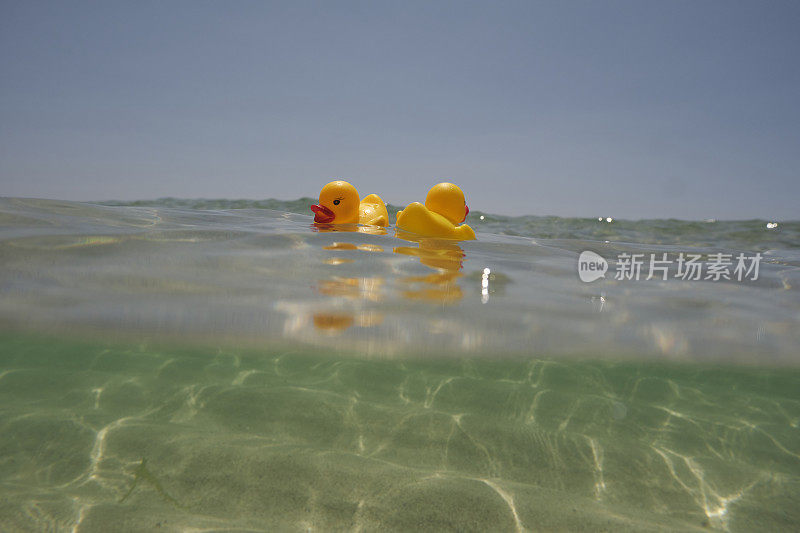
[462,205,469,223]
[310,204,335,223]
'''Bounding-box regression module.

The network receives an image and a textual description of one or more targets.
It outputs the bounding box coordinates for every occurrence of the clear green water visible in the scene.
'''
[1,197,799,531]
[2,334,798,532]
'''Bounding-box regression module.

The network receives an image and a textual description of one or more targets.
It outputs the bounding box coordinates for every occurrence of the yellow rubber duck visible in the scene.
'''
[395,183,476,240]
[310,180,389,226]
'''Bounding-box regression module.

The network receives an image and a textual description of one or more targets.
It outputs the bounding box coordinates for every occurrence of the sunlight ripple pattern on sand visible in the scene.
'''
[1,335,799,531]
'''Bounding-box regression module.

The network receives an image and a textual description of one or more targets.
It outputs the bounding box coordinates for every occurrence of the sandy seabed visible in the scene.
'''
[1,334,799,532]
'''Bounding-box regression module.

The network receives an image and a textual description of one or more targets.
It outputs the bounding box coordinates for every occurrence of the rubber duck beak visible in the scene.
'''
[310,204,335,223]
[462,205,469,223]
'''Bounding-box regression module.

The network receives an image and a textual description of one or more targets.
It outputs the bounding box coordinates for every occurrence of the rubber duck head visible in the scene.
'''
[424,183,469,224]
[311,180,360,224]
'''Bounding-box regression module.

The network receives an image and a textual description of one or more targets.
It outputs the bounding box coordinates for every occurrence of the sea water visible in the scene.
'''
[0,197,798,531]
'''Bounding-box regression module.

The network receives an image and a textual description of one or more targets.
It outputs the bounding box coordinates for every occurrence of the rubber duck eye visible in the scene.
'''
[333,199,340,205]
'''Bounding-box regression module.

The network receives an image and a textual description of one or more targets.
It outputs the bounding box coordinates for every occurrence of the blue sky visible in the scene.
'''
[1,1,798,219]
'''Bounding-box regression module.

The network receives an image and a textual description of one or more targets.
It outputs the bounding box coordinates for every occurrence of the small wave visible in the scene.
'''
[100,197,800,251]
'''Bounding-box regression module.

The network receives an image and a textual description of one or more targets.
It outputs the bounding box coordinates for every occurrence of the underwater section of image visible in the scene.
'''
[1,198,799,531]
[2,334,800,532]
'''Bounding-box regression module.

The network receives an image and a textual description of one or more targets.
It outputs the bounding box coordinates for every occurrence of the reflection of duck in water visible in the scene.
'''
[394,237,464,303]
[310,180,388,227]
[312,311,383,333]
[396,183,475,240]
[394,238,464,271]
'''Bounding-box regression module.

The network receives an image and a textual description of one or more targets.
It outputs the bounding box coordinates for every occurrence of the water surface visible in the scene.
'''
[1,197,799,531]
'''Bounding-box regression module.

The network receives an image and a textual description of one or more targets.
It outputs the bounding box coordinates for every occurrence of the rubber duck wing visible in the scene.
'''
[361,193,385,205]
[359,194,389,227]
[396,202,458,238]
[455,224,476,241]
